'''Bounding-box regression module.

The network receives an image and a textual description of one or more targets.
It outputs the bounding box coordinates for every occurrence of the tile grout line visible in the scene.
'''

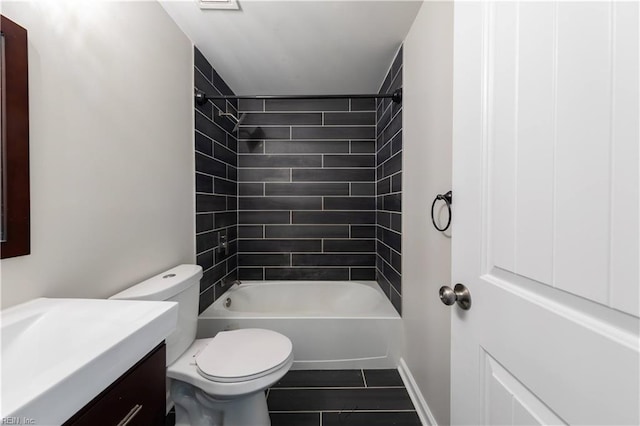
[361,369,368,388]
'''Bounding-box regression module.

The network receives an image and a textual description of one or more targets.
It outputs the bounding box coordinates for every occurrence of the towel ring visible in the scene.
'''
[431,191,452,232]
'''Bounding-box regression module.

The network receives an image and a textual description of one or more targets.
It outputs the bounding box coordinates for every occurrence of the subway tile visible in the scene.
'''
[269,413,319,426]
[238,127,290,140]
[264,268,349,280]
[376,273,392,297]
[238,98,264,112]
[214,142,237,167]
[351,183,375,196]
[384,193,402,212]
[376,107,391,138]
[351,225,376,238]
[196,214,214,233]
[226,134,238,152]
[196,152,227,178]
[273,370,364,388]
[363,369,404,387]
[241,112,322,125]
[390,287,402,314]
[292,169,374,182]
[265,140,349,154]
[350,98,376,111]
[323,240,376,252]
[292,211,375,225]
[214,178,237,196]
[292,126,375,140]
[265,225,349,239]
[324,112,375,125]
[239,182,264,196]
[226,196,237,210]
[383,152,402,177]
[380,228,401,253]
[383,111,403,145]
[239,211,290,224]
[211,67,234,96]
[196,173,213,193]
[239,239,321,253]
[267,388,414,411]
[227,165,238,181]
[377,141,392,165]
[226,253,238,271]
[383,262,402,294]
[390,213,402,233]
[322,412,420,426]
[195,132,213,156]
[292,254,375,267]
[265,98,349,112]
[376,241,391,264]
[215,212,237,228]
[227,225,238,241]
[350,267,376,280]
[238,168,290,182]
[196,194,227,212]
[391,173,402,193]
[196,231,216,253]
[377,177,391,195]
[197,251,214,272]
[391,131,403,155]
[238,267,264,280]
[238,253,290,266]
[323,154,375,168]
[201,263,226,291]
[238,225,264,239]
[239,196,322,211]
[195,110,226,143]
[377,211,391,228]
[239,154,322,168]
[324,197,375,211]
[238,140,265,154]
[265,182,349,196]
[350,141,376,153]
[391,250,402,273]
[198,288,214,315]
[194,48,212,83]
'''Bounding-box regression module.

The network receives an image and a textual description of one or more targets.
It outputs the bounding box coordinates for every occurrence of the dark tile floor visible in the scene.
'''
[165,369,421,426]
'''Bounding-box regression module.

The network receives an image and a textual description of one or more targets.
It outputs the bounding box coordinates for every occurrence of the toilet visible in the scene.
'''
[110,265,293,426]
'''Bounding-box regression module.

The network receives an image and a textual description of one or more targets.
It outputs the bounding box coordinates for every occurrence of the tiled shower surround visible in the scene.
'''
[236,98,377,281]
[194,47,239,312]
[376,47,403,314]
[193,46,402,315]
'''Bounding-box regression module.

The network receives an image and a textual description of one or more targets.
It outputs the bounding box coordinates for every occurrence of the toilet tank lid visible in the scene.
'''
[110,264,203,301]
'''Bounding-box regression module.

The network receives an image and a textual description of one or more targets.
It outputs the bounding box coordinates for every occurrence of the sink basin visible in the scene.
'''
[0,297,178,424]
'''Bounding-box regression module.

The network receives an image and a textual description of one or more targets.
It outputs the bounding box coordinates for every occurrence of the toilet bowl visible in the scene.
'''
[110,265,293,426]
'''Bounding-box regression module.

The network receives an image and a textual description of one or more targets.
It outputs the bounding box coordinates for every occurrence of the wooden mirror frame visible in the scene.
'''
[1,15,30,259]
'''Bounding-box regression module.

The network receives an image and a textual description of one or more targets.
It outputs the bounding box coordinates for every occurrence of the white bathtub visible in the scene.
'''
[197,281,402,369]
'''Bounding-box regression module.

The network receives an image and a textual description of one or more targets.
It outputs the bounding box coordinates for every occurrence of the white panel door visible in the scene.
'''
[451,2,639,425]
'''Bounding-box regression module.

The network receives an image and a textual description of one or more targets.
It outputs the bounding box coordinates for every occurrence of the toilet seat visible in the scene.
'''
[195,329,293,383]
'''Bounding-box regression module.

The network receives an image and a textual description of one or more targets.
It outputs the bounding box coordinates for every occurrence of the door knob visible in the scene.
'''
[439,283,471,310]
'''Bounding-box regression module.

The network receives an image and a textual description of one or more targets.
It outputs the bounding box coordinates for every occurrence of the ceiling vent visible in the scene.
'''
[199,0,240,10]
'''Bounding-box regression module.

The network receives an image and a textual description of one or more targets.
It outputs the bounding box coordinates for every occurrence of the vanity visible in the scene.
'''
[1,298,177,425]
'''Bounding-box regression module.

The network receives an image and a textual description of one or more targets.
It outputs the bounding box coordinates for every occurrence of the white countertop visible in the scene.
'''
[0,297,178,425]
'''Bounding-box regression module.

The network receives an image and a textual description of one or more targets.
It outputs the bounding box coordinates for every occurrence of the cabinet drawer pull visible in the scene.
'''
[116,404,143,426]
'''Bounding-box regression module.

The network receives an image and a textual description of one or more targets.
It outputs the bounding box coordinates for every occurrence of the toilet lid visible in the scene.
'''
[195,329,293,383]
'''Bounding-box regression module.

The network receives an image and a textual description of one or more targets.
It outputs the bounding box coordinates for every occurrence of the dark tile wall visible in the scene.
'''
[376,47,403,315]
[194,47,238,313]
[236,98,377,281]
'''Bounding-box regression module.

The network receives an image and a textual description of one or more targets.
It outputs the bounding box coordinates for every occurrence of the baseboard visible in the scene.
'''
[397,358,439,426]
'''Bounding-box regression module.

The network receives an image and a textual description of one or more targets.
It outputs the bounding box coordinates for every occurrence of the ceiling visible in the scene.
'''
[159,0,422,95]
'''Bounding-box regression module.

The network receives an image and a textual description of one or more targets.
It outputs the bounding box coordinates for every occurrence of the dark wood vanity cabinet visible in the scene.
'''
[64,343,166,426]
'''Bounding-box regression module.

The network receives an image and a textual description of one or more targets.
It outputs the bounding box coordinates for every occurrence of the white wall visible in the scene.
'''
[402,2,453,424]
[0,1,195,308]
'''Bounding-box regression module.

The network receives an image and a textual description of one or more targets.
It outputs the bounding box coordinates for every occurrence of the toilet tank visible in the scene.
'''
[110,264,203,366]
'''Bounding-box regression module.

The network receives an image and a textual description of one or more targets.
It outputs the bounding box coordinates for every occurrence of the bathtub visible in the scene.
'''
[197,281,402,369]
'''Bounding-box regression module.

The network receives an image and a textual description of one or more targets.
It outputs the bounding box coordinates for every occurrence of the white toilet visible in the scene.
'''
[110,264,293,426]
